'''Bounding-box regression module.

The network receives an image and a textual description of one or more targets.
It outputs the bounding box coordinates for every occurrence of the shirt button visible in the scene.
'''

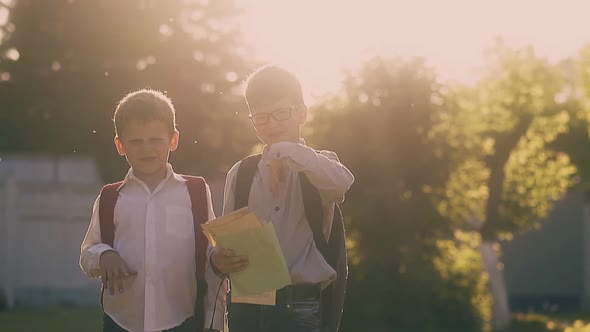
[274,206,280,212]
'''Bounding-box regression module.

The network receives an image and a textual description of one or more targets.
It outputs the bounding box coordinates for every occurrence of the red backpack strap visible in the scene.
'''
[97,181,123,307]
[184,176,209,332]
[182,175,209,281]
[98,181,124,247]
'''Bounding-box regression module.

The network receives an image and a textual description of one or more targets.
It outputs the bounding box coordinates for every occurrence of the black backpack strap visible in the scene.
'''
[299,173,329,257]
[234,154,262,210]
[300,174,347,332]
[326,204,347,332]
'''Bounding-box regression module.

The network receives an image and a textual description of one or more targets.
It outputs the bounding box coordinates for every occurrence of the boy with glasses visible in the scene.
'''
[210,65,354,332]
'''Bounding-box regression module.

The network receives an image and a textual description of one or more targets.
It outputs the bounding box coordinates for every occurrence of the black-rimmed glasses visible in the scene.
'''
[249,106,298,126]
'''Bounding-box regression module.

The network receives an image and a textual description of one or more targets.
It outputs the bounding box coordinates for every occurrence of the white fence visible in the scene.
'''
[0,155,102,307]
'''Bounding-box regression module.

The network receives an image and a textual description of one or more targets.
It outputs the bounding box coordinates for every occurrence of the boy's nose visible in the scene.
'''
[139,141,154,152]
[266,116,281,127]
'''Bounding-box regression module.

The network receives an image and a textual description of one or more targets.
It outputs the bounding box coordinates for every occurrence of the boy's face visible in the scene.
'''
[114,119,178,180]
[249,96,307,146]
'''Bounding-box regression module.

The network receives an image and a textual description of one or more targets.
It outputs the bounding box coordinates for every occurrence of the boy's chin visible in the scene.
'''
[132,164,167,177]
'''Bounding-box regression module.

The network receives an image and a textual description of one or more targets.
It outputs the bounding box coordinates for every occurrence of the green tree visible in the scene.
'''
[0,0,257,181]
[434,41,577,329]
[552,44,590,191]
[309,56,491,332]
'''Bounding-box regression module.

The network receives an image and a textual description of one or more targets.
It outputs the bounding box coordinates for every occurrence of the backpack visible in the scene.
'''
[235,154,348,332]
[98,175,210,332]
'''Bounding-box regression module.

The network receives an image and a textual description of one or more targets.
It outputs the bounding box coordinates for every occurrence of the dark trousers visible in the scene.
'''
[102,314,196,332]
[228,284,322,332]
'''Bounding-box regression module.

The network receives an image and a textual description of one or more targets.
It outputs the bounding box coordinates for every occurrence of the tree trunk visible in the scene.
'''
[480,242,510,330]
[480,114,533,329]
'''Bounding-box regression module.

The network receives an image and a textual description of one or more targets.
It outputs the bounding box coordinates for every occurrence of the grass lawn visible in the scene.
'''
[3,307,590,332]
[0,306,102,332]
[495,312,590,332]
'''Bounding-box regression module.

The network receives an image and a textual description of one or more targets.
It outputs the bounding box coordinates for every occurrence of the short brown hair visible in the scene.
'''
[113,89,176,137]
[244,65,304,111]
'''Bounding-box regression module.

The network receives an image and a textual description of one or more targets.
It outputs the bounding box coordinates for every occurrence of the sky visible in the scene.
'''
[236,0,590,99]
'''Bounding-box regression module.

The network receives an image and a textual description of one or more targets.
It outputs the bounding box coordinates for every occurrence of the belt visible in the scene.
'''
[276,284,321,305]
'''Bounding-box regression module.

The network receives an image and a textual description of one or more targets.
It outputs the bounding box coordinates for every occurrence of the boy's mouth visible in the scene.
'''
[266,131,284,138]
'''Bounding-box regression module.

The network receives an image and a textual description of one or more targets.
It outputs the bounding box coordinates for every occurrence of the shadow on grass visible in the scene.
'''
[3,307,590,332]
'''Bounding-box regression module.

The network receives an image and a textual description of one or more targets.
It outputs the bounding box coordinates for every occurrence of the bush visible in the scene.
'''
[340,218,491,332]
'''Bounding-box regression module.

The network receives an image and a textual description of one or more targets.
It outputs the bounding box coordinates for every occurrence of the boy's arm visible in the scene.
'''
[269,142,354,203]
[204,183,227,331]
[208,162,250,278]
[206,161,240,278]
[79,195,116,278]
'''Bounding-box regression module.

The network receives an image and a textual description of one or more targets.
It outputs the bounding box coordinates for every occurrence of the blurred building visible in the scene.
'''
[502,190,586,312]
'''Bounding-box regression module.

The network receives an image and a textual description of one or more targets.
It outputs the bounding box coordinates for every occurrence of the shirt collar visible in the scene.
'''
[118,163,185,191]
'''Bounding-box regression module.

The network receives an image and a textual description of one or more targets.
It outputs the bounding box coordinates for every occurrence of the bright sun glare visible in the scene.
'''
[237,0,590,101]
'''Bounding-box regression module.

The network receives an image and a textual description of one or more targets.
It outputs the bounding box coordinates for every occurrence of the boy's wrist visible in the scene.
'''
[93,244,116,264]
[268,141,299,158]
[267,142,305,169]
[99,249,117,260]
[209,248,225,277]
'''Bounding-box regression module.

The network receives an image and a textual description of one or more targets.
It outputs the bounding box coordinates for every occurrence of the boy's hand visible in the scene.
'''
[269,158,287,198]
[211,248,249,274]
[99,250,137,295]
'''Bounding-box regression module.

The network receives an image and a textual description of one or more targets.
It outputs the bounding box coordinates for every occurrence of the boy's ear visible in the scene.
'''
[169,130,179,152]
[114,137,126,156]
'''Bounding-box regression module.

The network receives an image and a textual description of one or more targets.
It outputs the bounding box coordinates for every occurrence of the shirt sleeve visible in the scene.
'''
[79,195,116,278]
[268,142,355,203]
[206,161,241,278]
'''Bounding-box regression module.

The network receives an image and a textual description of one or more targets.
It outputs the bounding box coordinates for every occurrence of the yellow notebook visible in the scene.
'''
[201,208,291,304]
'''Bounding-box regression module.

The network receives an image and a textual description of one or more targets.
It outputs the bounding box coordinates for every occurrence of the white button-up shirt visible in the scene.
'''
[80,165,223,332]
[222,141,354,287]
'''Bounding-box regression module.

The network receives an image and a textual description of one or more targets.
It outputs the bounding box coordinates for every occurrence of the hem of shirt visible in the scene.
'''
[103,311,136,332]
[145,313,193,332]
[104,311,193,332]
[319,275,337,290]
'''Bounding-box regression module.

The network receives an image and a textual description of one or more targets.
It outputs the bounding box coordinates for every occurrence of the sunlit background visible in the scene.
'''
[3,1,590,332]
[238,0,590,98]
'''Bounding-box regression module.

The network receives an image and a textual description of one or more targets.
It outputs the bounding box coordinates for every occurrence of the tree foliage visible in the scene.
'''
[0,0,258,180]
